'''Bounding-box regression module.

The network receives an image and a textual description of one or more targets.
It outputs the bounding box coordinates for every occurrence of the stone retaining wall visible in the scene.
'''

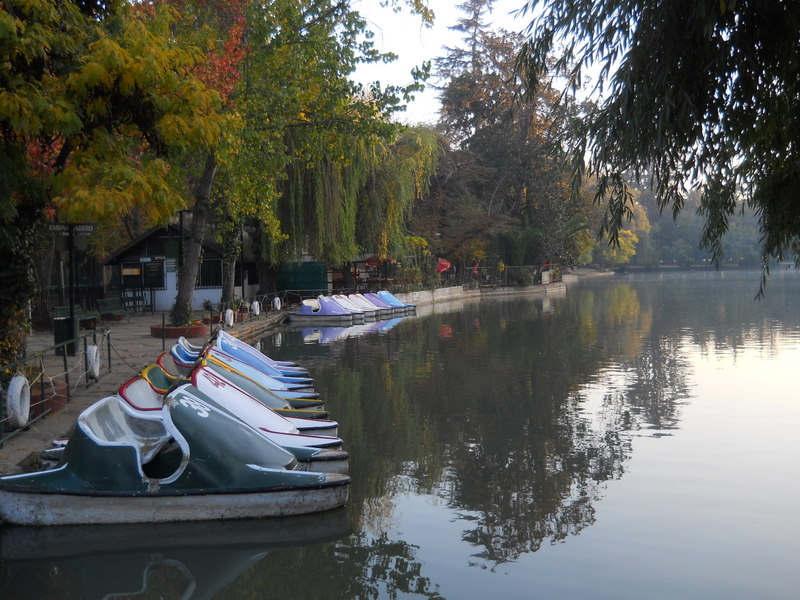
[395,282,566,306]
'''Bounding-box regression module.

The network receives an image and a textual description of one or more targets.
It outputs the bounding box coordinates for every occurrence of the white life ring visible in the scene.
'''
[87,344,101,380]
[6,374,30,429]
[224,308,235,327]
[272,297,282,311]
[252,300,261,316]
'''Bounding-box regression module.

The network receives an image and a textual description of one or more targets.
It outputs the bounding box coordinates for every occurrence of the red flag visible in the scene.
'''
[436,257,451,273]
[472,260,480,275]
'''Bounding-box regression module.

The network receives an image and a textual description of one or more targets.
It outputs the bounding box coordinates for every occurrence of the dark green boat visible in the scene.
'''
[0,386,350,526]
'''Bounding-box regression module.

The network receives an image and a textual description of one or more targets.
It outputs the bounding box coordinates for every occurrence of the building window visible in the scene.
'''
[197,259,223,288]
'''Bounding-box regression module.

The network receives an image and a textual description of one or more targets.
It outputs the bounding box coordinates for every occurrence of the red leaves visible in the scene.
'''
[150,0,249,106]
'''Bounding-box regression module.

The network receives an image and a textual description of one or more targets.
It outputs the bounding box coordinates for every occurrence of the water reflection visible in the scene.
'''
[262,272,800,576]
[298,318,410,346]
[5,273,798,598]
[0,510,349,599]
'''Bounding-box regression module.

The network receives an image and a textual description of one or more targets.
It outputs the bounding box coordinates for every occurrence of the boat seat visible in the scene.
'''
[141,363,178,394]
[302,298,321,312]
[157,351,192,377]
[177,335,204,355]
[170,343,198,368]
[79,396,171,464]
[119,376,164,411]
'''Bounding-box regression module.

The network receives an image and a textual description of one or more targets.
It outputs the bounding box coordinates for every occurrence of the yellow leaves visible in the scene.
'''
[53,144,182,225]
[0,89,36,131]
[406,235,428,249]
[80,61,112,88]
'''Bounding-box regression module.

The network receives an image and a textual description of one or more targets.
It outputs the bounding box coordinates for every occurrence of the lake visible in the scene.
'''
[2,271,799,599]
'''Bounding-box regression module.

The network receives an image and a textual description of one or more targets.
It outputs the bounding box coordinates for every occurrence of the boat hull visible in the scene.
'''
[289,313,354,325]
[0,478,349,526]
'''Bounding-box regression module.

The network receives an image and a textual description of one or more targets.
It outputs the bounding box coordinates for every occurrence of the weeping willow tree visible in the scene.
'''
[268,126,440,268]
[357,127,440,261]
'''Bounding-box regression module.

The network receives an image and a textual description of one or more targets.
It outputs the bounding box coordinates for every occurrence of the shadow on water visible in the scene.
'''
[0,509,350,600]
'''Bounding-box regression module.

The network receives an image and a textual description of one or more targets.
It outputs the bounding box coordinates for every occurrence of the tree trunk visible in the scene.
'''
[171,151,217,325]
[221,257,235,305]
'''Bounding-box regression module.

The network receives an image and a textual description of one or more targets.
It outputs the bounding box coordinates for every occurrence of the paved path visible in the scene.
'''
[1,310,282,476]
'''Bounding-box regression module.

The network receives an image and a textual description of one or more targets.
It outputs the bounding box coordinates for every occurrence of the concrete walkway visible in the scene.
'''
[0,310,283,476]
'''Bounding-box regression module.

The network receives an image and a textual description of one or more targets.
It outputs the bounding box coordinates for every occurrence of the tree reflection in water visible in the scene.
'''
[277,273,800,573]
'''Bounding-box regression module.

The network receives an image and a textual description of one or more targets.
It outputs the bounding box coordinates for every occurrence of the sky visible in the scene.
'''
[353,0,529,125]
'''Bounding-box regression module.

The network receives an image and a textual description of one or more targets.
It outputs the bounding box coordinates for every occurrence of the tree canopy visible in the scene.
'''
[518,0,800,282]
[427,0,597,268]
[0,0,225,361]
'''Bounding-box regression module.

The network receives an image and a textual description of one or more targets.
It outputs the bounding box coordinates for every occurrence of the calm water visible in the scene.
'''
[2,271,799,599]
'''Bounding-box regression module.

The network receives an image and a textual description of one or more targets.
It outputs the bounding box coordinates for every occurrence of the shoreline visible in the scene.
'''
[0,276,602,477]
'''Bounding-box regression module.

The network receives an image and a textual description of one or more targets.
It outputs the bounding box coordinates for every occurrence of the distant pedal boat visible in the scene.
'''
[377,290,416,312]
[332,294,378,320]
[363,292,407,316]
[348,293,394,318]
[289,296,355,325]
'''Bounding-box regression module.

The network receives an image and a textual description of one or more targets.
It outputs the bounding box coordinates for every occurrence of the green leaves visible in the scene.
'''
[519,0,800,276]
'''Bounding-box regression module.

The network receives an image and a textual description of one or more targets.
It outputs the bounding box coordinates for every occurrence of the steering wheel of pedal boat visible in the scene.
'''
[6,374,30,429]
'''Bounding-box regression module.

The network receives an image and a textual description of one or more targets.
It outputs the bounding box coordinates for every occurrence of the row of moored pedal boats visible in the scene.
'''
[290,290,415,325]
[0,330,350,526]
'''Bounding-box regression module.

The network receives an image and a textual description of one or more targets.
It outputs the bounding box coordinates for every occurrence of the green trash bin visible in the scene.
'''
[53,317,79,356]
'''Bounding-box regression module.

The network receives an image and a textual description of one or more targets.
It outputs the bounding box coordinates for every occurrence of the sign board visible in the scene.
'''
[143,261,163,287]
[48,223,96,235]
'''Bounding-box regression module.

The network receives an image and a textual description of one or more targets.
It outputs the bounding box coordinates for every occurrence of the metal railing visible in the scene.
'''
[1,329,113,447]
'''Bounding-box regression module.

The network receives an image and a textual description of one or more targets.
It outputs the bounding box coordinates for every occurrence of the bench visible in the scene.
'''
[54,304,99,329]
[97,297,126,321]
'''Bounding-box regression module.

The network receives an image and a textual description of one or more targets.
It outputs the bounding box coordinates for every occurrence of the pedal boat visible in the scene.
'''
[157,352,330,418]
[179,331,304,371]
[363,292,407,316]
[332,294,378,320]
[377,290,416,312]
[141,363,336,435]
[170,344,319,399]
[348,293,394,318]
[177,333,311,379]
[289,296,354,325]
[122,371,348,474]
[0,389,349,526]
